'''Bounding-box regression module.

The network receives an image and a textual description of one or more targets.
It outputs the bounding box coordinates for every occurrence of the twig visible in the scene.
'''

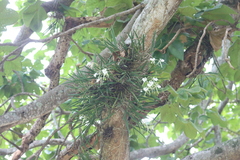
[0,134,22,151]
[26,113,77,160]
[9,129,23,138]
[0,43,26,66]
[51,110,65,139]
[70,37,94,59]
[159,28,188,53]
[0,3,145,66]
[186,126,214,149]
[223,27,234,69]
[186,22,212,78]
[0,97,11,108]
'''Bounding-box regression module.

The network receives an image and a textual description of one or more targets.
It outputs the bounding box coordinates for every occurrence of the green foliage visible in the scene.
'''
[201,4,237,24]
[0,0,19,34]
[21,0,47,32]
[1,0,240,159]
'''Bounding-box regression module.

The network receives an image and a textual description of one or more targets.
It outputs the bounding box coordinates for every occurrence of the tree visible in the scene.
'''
[0,0,240,159]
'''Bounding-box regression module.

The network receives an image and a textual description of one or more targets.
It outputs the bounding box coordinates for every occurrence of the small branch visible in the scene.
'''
[0,97,11,108]
[0,3,145,66]
[159,28,187,53]
[0,134,22,151]
[130,134,189,160]
[51,110,65,139]
[0,43,26,66]
[186,22,212,78]
[186,126,214,149]
[213,125,222,145]
[70,37,94,59]
[26,114,77,160]
[9,129,23,138]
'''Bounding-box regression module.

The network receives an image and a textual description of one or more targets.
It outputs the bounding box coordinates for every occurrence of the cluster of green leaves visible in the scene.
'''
[128,1,240,158]
[0,0,19,34]
[1,0,240,159]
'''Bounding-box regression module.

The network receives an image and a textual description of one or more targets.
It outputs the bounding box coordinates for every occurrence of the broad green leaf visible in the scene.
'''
[0,8,19,26]
[22,1,47,32]
[217,91,226,101]
[178,6,197,17]
[182,16,205,27]
[103,4,127,17]
[0,46,17,54]
[206,109,227,127]
[63,57,75,75]
[180,0,203,7]
[174,117,186,131]
[105,0,132,8]
[4,58,22,76]
[0,0,8,11]
[177,98,190,107]
[33,60,44,70]
[198,115,208,122]
[234,69,240,82]
[148,135,159,147]
[159,104,176,123]
[187,86,202,93]
[229,39,240,68]
[104,7,118,17]
[168,40,184,60]
[183,121,197,139]
[159,103,182,123]
[86,0,105,13]
[59,3,80,17]
[219,63,235,81]
[30,69,43,79]
[178,89,189,100]
[202,4,237,24]
[167,85,178,97]
[22,58,32,67]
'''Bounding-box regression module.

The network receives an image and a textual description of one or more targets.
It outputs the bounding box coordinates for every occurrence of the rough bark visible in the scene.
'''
[100,108,130,160]
[11,11,74,159]
[182,137,240,160]
[0,84,72,133]
[57,8,143,159]
[99,0,183,159]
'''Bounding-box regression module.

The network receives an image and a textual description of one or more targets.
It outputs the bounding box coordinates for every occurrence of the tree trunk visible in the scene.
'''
[100,107,129,160]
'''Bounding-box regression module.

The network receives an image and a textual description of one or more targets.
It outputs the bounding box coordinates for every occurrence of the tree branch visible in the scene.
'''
[182,137,240,160]
[130,134,189,159]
